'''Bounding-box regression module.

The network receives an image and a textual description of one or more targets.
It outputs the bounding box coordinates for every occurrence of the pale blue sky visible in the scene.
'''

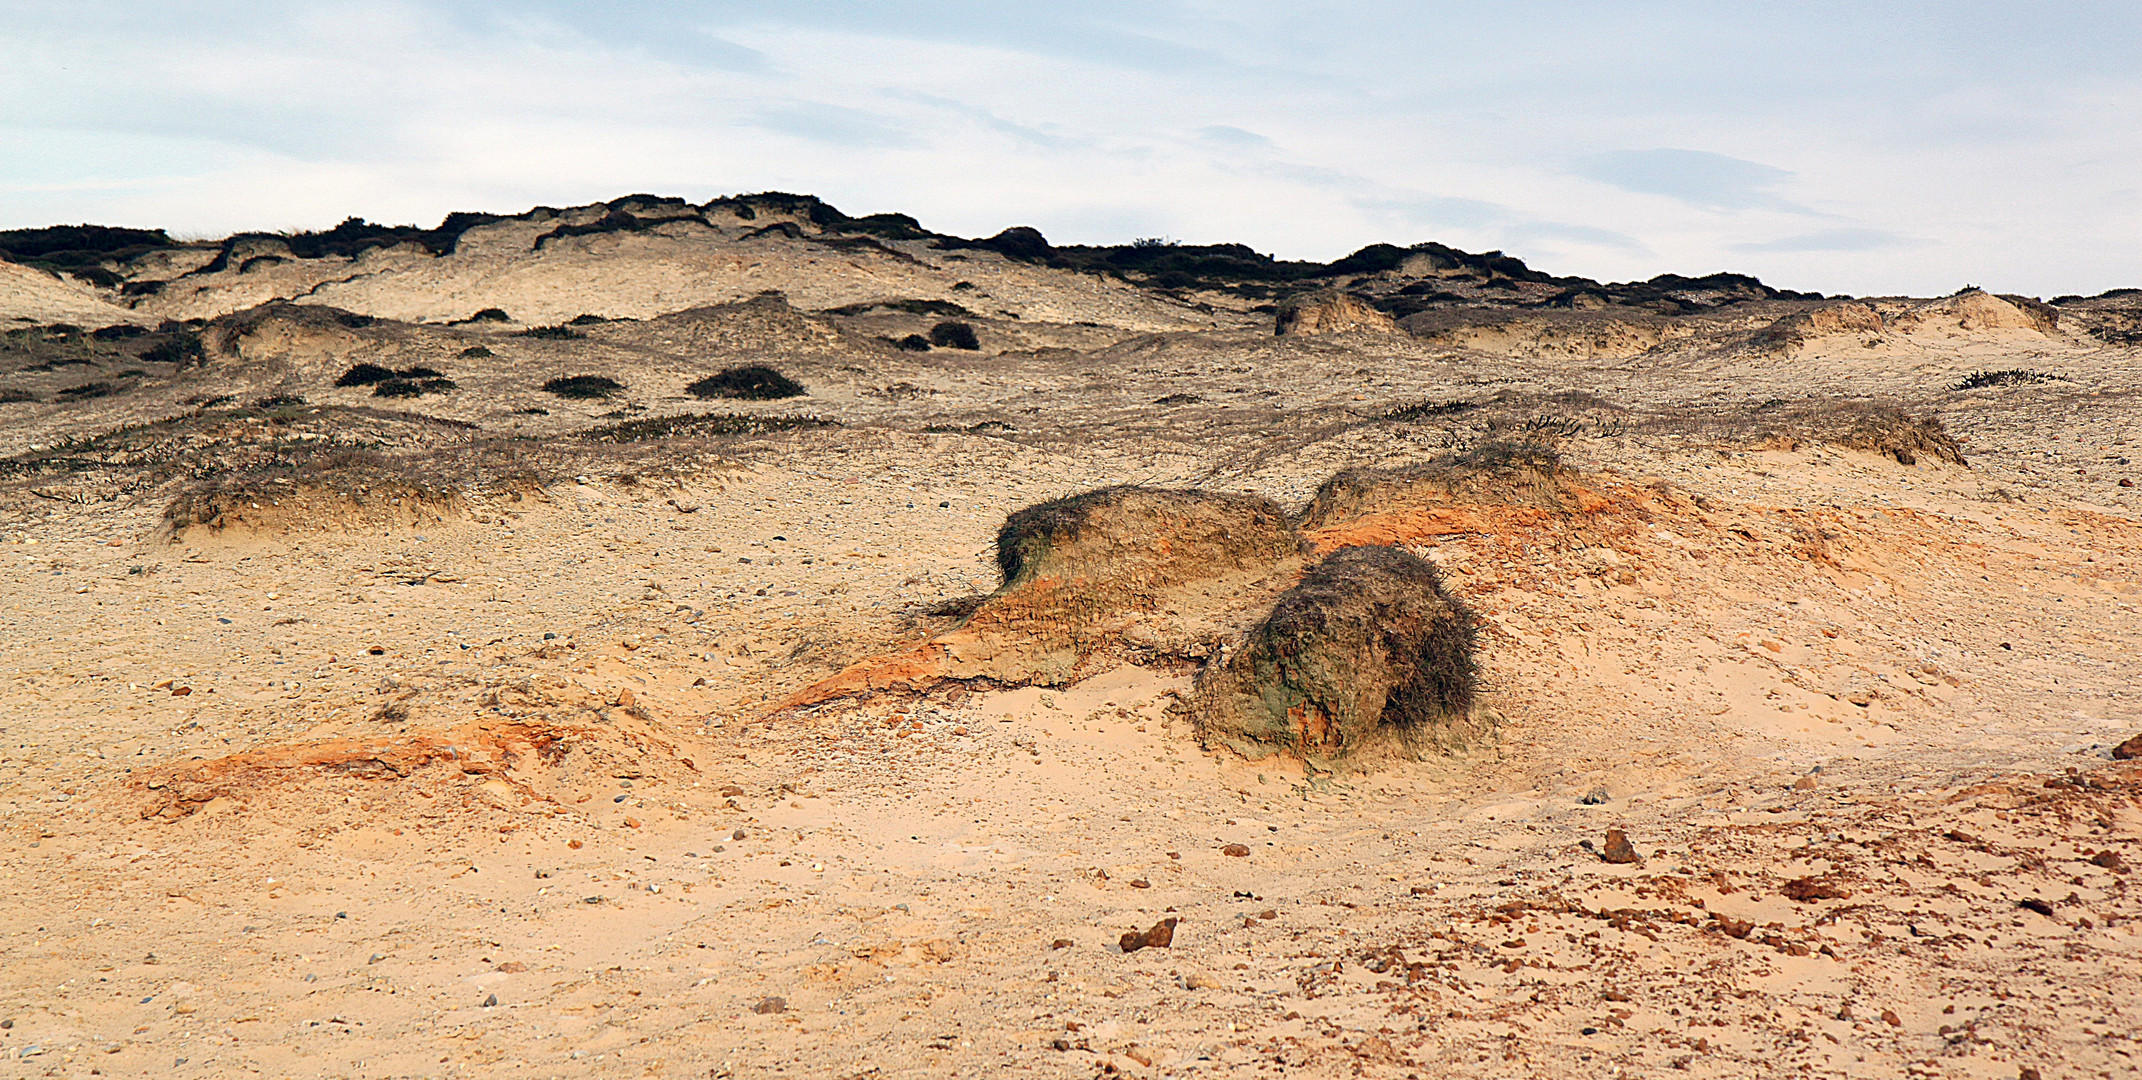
[3,1,2138,295]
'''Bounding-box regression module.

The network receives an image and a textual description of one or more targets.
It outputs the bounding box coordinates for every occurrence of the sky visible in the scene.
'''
[2,1,2139,296]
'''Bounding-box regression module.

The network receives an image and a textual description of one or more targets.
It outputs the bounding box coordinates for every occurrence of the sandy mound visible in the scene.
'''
[1299,442,1613,549]
[164,468,465,537]
[1191,545,1482,762]
[1889,289,2059,336]
[784,486,1307,705]
[1751,302,1885,351]
[1275,292,1399,336]
[0,260,142,326]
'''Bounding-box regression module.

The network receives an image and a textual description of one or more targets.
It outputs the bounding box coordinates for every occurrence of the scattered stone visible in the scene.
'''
[1599,829,1641,864]
[1710,913,1754,939]
[483,994,498,1007]
[751,996,787,1015]
[2017,897,2056,917]
[1183,972,1219,990]
[1781,876,1850,902]
[1050,939,1074,950]
[2113,734,2142,760]
[1119,918,1179,953]
[1221,843,1251,857]
[497,962,526,973]
[368,954,385,964]
[732,828,747,840]
[2090,850,2126,872]
[1578,787,1610,805]
[1791,776,1817,791]
[1880,1009,1902,1028]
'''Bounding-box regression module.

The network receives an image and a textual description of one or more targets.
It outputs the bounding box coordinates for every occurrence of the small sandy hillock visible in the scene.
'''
[1191,544,1482,761]
[1889,289,2059,336]
[1275,292,1399,336]
[785,486,1307,704]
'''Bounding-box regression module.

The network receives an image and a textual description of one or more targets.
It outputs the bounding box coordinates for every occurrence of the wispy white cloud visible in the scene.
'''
[1,1,2139,295]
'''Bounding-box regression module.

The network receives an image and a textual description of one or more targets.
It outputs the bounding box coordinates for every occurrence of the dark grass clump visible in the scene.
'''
[1193,545,1480,760]
[373,378,456,399]
[251,394,306,409]
[0,388,37,404]
[542,374,625,399]
[335,363,397,387]
[459,346,493,358]
[929,321,981,350]
[1954,369,2067,391]
[518,324,583,340]
[891,334,931,352]
[687,365,806,401]
[567,314,609,326]
[56,382,115,401]
[824,298,976,318]
[1383,399,1476,421]
[338,363,447,388]
[464,308,510,323]
[577,412,838,443]
[138,332,206,369]
[1155,393,1203,405]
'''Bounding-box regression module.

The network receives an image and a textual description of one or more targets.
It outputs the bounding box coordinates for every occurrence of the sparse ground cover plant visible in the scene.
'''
[459,346,493,358]
[0,387,37,403]
[1954,369,2067,390]
[462,308,510,323]
[577,412,836,443]
[687,365,805,400]
[542,374,624,399]
[518,325,582,340]
[891,334,931,351]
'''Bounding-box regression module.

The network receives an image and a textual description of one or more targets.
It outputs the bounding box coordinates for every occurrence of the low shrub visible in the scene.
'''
[373,378,456,399]
[892,334,931,351]
[687,365,806,400]
[139,333,205,368]
[335,363,397,387]
[465,308,510,323]
[518,325,582,340]
[252,394,306,409]
[1954,369,2067,390]
[542,374,624,399]
[459,346,493,358]
[0,387,37,403]
[56,382,115,401]
[929,321,980,350]
[578,412,838,443]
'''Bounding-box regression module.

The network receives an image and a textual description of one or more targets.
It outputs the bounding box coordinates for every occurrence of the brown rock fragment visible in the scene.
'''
[1781,876,1851,902]
[1221,843,1251,857]
[1880,1009,1902,1028]
[1119,917,1179,953]
[2113,733,2142,760]
[751,996,787,1015]
[1710,913,1754,939]
[1600,829,1641,864]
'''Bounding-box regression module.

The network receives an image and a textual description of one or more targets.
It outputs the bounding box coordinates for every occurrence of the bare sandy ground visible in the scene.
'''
[2,209,2139,1078]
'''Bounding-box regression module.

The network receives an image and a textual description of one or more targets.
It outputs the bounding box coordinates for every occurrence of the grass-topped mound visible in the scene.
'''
[1192,544,1484,762]
[995,485,1300,590]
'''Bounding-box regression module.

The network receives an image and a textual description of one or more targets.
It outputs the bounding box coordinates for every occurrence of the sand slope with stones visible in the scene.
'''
[2,203,2141,1079]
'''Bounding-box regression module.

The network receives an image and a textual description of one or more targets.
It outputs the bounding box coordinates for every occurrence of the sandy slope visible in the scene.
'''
[1,224,2140,1078]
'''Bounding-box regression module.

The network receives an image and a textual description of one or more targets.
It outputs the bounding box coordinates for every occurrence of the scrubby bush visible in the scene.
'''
[929,320,980,350]
[465,308,510,323]
[373,377,456,399]
[518,324,582,340]
[335,363,397,387]
[139,332,205,368]
[892,334,931,351]
[0,387,37,404]
[1954,369,2065,390]
[458,346,493,358]
[687,365,805,400]
[542,374,624,399]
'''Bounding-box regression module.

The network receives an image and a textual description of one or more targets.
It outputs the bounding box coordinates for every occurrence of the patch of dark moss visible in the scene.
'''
[687,366,806,401]
[577,412,838,443]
